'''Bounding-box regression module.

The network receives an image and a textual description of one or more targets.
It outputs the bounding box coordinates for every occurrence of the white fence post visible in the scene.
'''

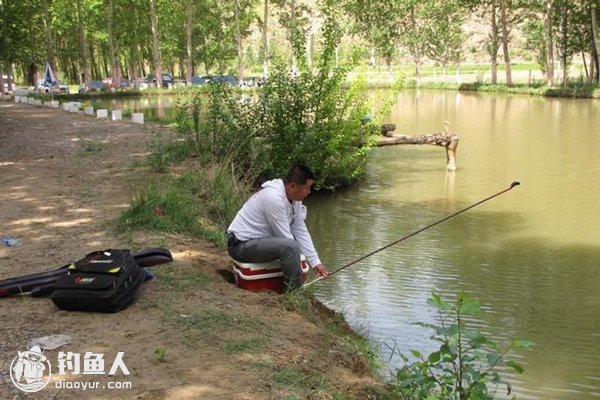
[132,113,144,125]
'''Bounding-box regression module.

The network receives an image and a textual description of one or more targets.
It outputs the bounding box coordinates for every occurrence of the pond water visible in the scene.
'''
[88,96,180,120]
[305,90,600,399]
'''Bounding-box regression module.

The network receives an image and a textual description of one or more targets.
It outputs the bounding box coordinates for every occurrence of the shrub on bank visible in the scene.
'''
[392,292,531,400]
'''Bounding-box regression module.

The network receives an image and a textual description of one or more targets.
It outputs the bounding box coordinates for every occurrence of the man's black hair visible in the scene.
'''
[284,164,315,185]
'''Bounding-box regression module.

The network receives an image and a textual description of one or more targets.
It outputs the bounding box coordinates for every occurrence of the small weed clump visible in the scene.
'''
[77,139,103,156]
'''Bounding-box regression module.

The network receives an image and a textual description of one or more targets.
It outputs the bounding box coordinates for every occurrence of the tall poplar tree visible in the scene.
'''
[150,0,163,87]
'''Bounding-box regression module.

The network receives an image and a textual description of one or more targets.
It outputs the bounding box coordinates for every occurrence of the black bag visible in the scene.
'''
[50,249,144,313]
[0,248,172,298]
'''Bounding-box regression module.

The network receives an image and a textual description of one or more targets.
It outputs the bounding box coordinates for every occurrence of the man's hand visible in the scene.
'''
[314,264,329,278]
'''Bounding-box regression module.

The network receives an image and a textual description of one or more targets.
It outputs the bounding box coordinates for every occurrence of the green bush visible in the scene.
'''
[249,64,385,189]
[394,292,531,400]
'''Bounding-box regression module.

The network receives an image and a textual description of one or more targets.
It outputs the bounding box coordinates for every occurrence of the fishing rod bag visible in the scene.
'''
[49,249,144,313]
[0,248,172,298]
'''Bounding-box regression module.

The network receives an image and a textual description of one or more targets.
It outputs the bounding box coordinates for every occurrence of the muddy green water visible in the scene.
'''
[89,96,180,120]
[305,90,600,399]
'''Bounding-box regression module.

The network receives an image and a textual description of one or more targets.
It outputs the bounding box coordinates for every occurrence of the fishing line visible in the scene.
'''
[303,181,521,288]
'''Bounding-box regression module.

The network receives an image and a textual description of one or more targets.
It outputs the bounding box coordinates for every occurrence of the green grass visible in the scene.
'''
[152,347,168,362]
[154,267,211,290]
[146,133,196,173]
[220,338,265,354]
[118,169,241,247]
[165,309,266,348]
[458,82,600,98]
[119,181,204,233]
[272,366,329,396]
[77,139,103,156]
[351,61,575,77]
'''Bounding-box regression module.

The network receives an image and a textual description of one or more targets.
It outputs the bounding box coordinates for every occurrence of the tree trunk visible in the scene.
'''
[409,8,421,85]
[592,1,600,84]
[376,132,460,172]
[560,10,568,87]
[490,1,499,84]
[69,57,77,82]
[592,43,599,83]
[263,0,269,77]
[0,6,5,94]
[370,47,376,68]
[499,0,512,85]
[582,51,589,81]
[150,0,163,88]
[128,6,139,81]
[106,0,121,88]
[290,0,298,73]
[28,16,38,86]
[89,43,99,79]
[306,29,313,69]
[101,44,110,78]
[41,0,55,75]
[234,0,244,82]
[545,0,555,85]
[76,0,90,88]
[415,59,421,84]
[185,0,193,84]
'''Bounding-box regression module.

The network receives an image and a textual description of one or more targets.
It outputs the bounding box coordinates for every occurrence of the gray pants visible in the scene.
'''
[228,236,302,292]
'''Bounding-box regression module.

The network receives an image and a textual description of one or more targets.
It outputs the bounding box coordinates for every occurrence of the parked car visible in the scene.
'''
[191,75,212,85]
[101,77,131,89]
[78,80,106,93]
[190,74,239,86]
[119,78,132,88]
[211,75,238,85]
[146,72,173,89]
[36,78,69,94]
[90,80,106,91]
[102,76,130,88]
[132,77,148,89]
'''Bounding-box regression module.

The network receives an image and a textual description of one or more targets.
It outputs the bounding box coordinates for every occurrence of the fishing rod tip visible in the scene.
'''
[510,181,521,188]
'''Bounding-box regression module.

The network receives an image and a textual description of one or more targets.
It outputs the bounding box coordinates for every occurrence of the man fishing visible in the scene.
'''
[227,164,329,292]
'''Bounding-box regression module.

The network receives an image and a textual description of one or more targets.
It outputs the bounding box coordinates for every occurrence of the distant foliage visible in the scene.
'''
[174,4,403,189]
[523,20,547,74]
[394,292,531,400]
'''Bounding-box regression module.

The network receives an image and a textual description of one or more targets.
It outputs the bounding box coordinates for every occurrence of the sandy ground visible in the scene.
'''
[0,101,388,400]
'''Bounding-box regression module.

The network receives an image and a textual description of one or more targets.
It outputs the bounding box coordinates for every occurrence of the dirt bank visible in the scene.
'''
[0,102,393,399]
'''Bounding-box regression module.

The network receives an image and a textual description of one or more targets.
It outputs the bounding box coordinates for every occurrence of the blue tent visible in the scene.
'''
[43,63,57,88]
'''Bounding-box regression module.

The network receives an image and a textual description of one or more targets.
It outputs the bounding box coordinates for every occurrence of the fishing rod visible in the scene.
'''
[303,181,521,289]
